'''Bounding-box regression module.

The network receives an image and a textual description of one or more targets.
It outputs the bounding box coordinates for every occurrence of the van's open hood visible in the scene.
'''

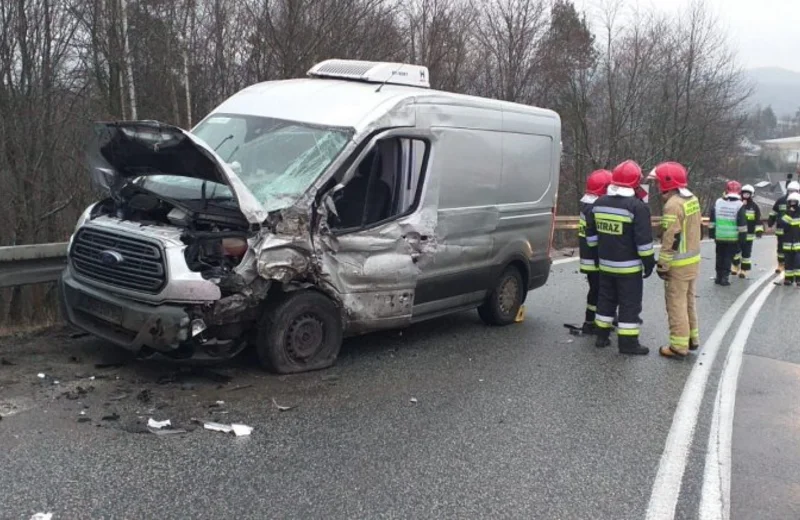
[87,121,269,224]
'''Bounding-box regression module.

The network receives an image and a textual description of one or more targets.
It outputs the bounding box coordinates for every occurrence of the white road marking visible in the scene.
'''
[698,276,778,520]
[644,270,776,520]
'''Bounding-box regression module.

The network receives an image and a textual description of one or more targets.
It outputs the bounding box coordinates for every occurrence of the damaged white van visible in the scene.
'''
[60,59,561,374]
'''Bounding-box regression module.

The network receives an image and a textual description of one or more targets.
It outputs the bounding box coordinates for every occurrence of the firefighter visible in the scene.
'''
[648,162,702,358]
[767,180,800,273]
[779,192,800,286]
[585,160,654,355]
[735,184,764,278]
[577,169,613,334]
[708,181,747,286]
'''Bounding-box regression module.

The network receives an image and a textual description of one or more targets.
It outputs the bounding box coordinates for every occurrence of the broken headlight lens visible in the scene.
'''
[222,237,248,258]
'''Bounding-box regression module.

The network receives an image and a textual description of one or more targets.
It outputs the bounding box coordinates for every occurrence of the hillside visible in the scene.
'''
[746,67,800,118]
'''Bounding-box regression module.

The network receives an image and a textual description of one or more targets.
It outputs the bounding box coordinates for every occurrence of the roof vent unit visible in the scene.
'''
[308,59,430,89]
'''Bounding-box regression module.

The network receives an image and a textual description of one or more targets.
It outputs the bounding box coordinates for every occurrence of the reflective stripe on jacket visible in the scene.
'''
[585,193,654,276]
[743,200,764,240]
[780,210,800,250]
[709,197,747,242]
[658,193,702,275]
[578,199,599,273]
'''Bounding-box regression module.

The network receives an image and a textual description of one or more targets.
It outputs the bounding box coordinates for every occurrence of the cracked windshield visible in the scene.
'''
[155,114,351,211]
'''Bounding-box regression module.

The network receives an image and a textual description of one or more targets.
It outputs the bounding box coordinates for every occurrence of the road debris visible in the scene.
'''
[147,418,172,429]
[136,389,152,404]
[37,373,46,379]
[95,361,127,369]
[77,417,91,423]
[101,413,120,421]
[62,386,90,400]
[109,392,129,402]
[272,398,296,412]
[30,513,53,520]
[563,323,585,336]
[150,427,188,436]
[231,424,253,436]
[202,421,232,433]
[197,420,253,437]
[410,397,418,404]
[157,367,234,386]
[227,384,254,392]
[1,358,16,366]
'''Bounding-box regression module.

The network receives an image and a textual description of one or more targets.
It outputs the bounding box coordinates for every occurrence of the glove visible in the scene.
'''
[642,256,655,279]
[657,268,669,280]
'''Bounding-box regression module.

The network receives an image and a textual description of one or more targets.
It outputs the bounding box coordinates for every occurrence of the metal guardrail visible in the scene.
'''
[0,242,68,289]
[0,216,767,289]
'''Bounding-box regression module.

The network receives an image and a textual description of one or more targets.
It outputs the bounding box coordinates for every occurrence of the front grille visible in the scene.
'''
[71,227,166,293]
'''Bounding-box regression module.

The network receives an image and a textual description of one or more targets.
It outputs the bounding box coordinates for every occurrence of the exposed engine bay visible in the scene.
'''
[92,183,252,284]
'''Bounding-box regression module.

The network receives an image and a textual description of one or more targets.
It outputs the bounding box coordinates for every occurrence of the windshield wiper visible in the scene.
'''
[213,134,234,151]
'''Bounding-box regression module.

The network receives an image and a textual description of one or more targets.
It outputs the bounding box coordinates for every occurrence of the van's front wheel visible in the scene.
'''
[478,266,524,326]
[256,291,343,374]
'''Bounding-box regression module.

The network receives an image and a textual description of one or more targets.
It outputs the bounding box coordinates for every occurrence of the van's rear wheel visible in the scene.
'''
[478,266,524,326]
[256,291,343,374]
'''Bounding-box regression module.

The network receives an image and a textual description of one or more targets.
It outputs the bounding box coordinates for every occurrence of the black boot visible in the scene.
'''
[718,273,731,286]
[619,336,649,355]
[581,321,598,335]
[595,329,611,348]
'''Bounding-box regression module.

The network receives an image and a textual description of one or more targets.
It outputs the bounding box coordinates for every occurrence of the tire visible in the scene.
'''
[256,291,343,374]
[478,265,524,326]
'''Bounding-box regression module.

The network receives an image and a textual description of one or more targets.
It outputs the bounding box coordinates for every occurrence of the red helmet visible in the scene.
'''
[612,160,643,188]
[585,169,613,196]
[725,180,742,196]
[652,162,688,193]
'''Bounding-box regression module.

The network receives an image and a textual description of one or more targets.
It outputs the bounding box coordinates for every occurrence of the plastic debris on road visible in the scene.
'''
[203,421,233,433]
[200,420,253,437]
[147,418,171,429]
[410,397,418,404]
[37,373,46,379]
[272,398,296,412]
[231,424,253,436]
[30,513,53,520]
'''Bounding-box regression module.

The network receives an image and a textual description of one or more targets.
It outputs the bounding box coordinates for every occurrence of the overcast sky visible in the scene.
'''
[574,0,800,72]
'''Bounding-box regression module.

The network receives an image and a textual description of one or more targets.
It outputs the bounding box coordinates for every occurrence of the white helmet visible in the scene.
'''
[742,184,755,194]
[788,181,800,192]
[789,192,800,204]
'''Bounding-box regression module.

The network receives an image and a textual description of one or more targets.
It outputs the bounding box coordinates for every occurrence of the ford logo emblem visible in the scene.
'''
[99,250,124,266]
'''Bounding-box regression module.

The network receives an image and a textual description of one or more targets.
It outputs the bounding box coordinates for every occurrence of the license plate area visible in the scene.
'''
[76,294,123,325]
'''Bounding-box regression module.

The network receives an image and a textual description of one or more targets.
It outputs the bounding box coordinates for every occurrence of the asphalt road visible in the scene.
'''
[1,238,798,520]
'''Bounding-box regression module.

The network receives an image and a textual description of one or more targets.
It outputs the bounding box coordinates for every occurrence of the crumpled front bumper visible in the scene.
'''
[60,267,192,352]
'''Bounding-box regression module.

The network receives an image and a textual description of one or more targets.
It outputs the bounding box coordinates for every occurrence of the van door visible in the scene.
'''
[317,131,434,333]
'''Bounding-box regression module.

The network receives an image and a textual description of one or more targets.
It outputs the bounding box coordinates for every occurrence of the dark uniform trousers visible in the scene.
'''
[738,240,753,271]
[585,272,600,323]
[715,242,739,277]
[595,274,643,338]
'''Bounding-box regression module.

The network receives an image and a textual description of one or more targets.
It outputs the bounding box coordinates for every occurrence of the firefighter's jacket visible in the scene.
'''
[578,195,599,274]
[657,191,702,281]
[585,189,655,276]
[742,199,764,241]
[709,197,747,244]
[768,195,789,236]
[779,207,800,251]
